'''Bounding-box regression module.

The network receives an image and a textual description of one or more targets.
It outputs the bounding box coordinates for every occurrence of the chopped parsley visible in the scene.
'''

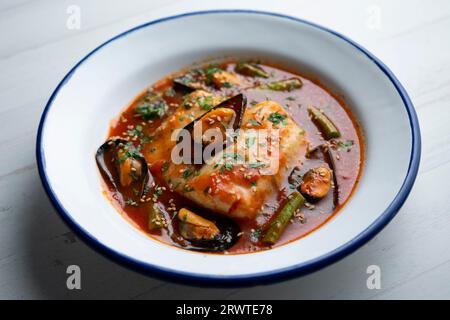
[127,125,144,138]
[117,143,143,163]
[183,94,215,111]
[174,65,222,88]
[154,187,163,198]
[250,228,263,242]
[337,139,354,151]
[198,96,214,111]
[125,198,138,207]
[204,66,222,83]
[161,161,169,173]
[135,99,167,120]
[268,112,287,126]
[182,167,195,179]
[220,162,234,173]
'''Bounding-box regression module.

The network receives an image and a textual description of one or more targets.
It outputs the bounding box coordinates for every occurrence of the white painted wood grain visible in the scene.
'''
[0,0,449,299]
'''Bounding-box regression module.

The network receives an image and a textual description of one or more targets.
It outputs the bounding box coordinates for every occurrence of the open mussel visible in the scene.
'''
[95,139,150,203]
[176,208,241,252]
[300,167,332,200]
[183,93,247,135]
[305,144,339,207]
[177,93,247,164]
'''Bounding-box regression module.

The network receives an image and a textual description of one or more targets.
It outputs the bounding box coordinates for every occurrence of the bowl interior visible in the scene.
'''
[39,11,413,279]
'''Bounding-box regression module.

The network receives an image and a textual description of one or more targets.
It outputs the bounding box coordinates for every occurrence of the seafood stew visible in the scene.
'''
[96,59,363,254]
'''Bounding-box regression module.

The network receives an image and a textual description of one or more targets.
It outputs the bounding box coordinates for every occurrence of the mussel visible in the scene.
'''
[177,208,241,252]
[173,66,235,92]
[300,167,332,200]
[95,139,150,203]
[173,70,208,92]
[177,94,247,164]
[305,144,339,207]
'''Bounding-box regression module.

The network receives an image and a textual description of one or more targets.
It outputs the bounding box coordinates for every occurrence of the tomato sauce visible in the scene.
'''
[100,60,364,254]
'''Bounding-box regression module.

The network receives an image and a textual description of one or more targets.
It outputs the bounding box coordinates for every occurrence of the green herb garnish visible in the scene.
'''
[268,112,287,126]
[182,168,195,179]
[125,198,138,207]
[337,139,354,151]
[135,99,167,120]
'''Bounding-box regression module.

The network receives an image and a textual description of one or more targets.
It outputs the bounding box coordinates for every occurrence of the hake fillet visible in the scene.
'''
[160,99,309,219]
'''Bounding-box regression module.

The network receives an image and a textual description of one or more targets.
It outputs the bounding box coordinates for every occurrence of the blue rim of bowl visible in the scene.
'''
[36,9,421,287]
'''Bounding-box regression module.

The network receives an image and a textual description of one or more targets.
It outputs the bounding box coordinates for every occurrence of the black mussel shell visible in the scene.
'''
[176,94,247,164]
[95,139,150,201]
[173,73,208,92]
[288,166,303,189]
[177,211,241,252]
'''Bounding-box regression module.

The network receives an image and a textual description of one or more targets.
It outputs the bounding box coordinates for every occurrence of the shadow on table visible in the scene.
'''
[21,169,394,299]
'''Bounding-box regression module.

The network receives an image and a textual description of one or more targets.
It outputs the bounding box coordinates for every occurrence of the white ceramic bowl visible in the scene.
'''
[36,10,420,285]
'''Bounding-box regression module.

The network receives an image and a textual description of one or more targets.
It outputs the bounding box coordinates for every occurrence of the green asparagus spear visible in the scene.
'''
[148,203,166,230]
[307,106,341,140]
[235,62,269,78]
[260,78,303,91]
[262,191,305,244]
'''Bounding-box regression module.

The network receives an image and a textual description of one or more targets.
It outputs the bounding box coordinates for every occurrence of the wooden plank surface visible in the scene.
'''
[0,0,449,299]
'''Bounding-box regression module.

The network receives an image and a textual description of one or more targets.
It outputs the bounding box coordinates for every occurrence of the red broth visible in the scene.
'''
[100,60,363,254]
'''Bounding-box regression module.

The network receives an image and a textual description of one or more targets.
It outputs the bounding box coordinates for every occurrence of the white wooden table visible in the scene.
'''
[1,0,449,299]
